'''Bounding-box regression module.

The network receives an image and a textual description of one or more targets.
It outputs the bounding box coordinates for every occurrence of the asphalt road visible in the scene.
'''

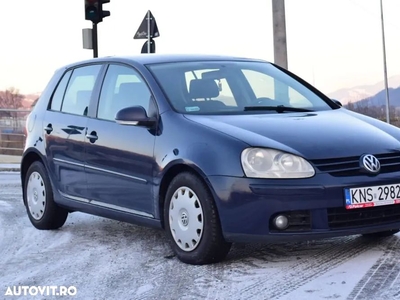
[1,172,400,300]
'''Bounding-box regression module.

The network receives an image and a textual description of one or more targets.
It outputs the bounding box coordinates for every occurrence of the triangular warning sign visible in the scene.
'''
[134,10,160,40]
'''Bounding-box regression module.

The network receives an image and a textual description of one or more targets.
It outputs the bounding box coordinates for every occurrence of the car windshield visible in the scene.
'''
[147,60,333,115]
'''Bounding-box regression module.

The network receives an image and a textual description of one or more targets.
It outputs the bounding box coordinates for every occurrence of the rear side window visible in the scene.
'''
[50,70,72,111]
[61,65,102,116]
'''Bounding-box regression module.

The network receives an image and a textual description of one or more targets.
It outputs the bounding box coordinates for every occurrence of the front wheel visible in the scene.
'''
[24,161,68,230]
[164,172,231,265]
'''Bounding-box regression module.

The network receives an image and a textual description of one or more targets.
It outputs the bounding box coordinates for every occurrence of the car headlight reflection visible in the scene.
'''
[241,148,315,178]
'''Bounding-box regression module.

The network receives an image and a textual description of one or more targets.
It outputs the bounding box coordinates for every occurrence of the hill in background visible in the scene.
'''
[327,75,400,105]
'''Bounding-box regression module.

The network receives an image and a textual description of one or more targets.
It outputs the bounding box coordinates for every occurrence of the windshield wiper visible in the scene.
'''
[243,105,314,113]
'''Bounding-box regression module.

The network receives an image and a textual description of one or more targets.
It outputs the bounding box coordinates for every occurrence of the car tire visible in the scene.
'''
[164,172,232,265]
[24,161,68,230]
[362,229,399,238]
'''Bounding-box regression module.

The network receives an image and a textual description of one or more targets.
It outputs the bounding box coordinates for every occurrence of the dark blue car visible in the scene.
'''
[21,54,400,264]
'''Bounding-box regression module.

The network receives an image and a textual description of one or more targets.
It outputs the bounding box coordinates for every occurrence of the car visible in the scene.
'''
[21,54,400,265]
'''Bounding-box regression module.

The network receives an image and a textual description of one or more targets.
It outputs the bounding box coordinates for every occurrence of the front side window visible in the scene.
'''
[148,61,333,115]
[97,64,151,121]
[61,65,102,116]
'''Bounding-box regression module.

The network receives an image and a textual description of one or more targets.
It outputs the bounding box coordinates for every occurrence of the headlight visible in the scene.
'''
[241,148,315,179]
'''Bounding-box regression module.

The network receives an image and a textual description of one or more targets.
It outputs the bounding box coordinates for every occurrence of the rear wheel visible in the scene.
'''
[362,229,399,238]
[164,172,231,265]
[24,161,68,230]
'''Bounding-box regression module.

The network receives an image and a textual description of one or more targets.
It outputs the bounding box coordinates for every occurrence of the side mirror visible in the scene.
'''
[331,99,342,107]
[115,106,156,127]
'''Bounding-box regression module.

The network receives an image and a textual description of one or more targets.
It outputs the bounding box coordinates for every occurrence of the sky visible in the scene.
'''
[1,0,400,95]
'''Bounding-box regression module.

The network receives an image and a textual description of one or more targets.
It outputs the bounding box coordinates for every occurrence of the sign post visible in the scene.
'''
[134,10,160,54]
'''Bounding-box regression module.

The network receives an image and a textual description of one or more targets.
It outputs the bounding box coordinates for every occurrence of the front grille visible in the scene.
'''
[311,152,400,177]
[328,205,400,229]
[269,210,311,232]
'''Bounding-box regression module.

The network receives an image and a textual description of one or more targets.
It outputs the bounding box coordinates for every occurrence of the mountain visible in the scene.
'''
[327,75,400,105]
[354,86,400,107]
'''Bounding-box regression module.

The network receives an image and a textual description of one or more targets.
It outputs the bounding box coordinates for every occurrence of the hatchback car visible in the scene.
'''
[21,54,400,265]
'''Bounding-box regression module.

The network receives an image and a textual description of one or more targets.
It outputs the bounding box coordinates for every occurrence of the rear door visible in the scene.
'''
[84,63,157,216]
[44,64,103,199]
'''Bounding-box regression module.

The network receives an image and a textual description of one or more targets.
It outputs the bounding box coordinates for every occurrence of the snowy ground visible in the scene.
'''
[1,172,400,300]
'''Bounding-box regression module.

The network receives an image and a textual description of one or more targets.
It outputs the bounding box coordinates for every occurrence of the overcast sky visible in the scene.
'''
[1,0,400,94]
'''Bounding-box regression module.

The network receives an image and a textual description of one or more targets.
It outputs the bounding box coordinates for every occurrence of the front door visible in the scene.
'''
[84,64,157,216]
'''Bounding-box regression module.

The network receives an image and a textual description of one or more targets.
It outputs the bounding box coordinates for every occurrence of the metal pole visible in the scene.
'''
[92,23,98,58]
[380,0,390,123]
[147,10,151,53]
[272,0,289,103]
[272,0,288,69]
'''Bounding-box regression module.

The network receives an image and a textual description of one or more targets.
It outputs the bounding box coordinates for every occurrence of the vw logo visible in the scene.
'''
[361,154,381,174]
[180,212,189,227]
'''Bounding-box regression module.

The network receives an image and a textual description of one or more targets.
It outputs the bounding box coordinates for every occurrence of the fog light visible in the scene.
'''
[274,215,289,230]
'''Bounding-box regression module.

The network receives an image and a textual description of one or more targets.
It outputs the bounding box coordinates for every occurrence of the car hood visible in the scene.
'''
[184,109,400,159]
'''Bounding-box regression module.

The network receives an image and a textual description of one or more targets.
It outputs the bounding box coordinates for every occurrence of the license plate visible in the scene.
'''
[344,183,400,209]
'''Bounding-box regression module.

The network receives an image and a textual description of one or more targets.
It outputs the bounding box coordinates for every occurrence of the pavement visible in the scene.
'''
[0,155,21,172]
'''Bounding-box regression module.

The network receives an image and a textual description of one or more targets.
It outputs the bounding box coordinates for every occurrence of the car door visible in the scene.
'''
[44,64,103,199]
[84,63,157,217]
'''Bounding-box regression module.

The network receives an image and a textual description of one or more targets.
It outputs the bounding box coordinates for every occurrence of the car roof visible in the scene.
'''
[60,53,269,70]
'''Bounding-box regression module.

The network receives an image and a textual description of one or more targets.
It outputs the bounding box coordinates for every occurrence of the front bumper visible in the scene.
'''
[207,173,400,243]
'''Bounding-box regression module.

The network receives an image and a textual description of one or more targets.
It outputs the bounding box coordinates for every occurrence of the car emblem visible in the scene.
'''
[360,154,381,174]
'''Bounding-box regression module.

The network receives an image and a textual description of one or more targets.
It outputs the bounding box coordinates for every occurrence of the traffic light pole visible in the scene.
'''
[92,23,98,58]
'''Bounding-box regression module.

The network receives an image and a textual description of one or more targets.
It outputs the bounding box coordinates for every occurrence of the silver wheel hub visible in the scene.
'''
[169,187,204,252]
[26,171,46,220]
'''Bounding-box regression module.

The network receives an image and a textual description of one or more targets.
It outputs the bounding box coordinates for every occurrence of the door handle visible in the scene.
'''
[86,131,98,142]
[44,124,53,134]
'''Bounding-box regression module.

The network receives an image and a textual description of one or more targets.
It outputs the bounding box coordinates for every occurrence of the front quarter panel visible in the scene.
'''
[153,112,249,205]
[154,111,248,178]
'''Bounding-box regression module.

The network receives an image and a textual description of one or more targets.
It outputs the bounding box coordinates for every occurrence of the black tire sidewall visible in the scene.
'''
[24,161,67,229]
[164,172,229,264]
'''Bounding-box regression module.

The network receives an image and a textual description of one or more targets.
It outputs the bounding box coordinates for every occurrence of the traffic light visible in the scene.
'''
[84,0,110,24]
[99,0,110,23]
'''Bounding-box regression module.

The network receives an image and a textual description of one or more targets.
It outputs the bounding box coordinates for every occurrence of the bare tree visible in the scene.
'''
[0,87,24,117]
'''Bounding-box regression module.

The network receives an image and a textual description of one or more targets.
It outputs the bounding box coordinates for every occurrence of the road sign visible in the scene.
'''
[134,10,160,53]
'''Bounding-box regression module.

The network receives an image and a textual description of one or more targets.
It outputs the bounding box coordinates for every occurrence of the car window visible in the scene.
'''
[148,61,332,115]
[60,65,102,116]
[49,70,72,111]
[184,70,236,107]
[97,64,151,121]
[114,74,141,93]
[242,69,313,107]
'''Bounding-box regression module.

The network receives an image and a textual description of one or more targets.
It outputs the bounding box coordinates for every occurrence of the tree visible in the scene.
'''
[0,87,23,117]
[0,87,23,108]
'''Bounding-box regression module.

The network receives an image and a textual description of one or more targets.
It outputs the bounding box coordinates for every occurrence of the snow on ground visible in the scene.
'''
[1,172,400,300]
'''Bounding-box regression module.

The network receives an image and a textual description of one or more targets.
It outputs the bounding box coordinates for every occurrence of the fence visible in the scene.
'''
[0,108,31,156]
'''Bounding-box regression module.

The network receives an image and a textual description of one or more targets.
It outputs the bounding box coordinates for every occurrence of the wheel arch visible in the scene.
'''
[21,148,47,204]
[158,162,215,229]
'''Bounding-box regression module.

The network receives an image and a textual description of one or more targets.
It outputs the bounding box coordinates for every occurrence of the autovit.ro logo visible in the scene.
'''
[5,286,77,297]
